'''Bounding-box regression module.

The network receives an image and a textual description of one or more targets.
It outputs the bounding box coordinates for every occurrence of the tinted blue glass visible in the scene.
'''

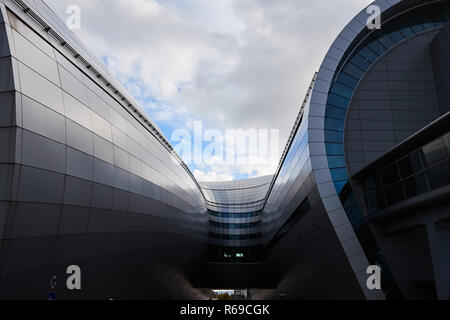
[345,202,365,226]
[325,118,345,131]
[330,168,348,181]
[349,54,371,71]
[411,23,425,33]
[393,14,414,37]
[398,24,414,37]
[325,143,344,155]
[325,105,347,120]
[330,82,354,99]
[328,155,346,168]
[209,233,261,240]
[336,72,359,89]
[210,211,261,218]
[386,29,404,42]
[210,221,261,229]
[343,62,365,79]
[378,33,395,48]
[366,39,386,56]
[324,2,449,201]
[358,46,378,63]
[327,94,349,109]
[324,130,343,143]
[334,180,348,194]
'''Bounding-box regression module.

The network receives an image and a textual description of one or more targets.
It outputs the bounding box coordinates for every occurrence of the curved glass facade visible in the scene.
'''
[1,0,449,299]
[200,176,272,262]
[317,1,450,299]
[325,1,450,194]
[363,132,450,214]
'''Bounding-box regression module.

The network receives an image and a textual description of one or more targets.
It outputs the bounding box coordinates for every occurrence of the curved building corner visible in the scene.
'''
[0,0,209,300]
[0,0,449,300]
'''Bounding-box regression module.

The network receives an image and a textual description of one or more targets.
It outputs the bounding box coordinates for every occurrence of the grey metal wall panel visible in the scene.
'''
[345,31,441,176]
[431,21,450,115]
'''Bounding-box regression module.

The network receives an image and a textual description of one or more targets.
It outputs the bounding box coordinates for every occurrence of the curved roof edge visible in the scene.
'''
[10,0,205,198]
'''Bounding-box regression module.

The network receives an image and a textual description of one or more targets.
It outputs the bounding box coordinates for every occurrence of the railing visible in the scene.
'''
[362,132,450,214]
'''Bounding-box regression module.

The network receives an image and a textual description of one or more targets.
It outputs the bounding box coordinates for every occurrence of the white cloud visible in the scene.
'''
[193,169,234,182]
[44,0,373,180]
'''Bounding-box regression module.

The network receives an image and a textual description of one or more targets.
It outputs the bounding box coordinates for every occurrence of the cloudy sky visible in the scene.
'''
[44,0,372,181]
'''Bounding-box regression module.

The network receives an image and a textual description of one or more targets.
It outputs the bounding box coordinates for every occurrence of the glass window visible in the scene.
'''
[333,180,347,194]
[386,28,405,43]
[380,164,400,188]
[377,32,395,49]
[325,118,345,131]
[349,53,371,72]
[357,46,378,64]
[330,82,354,99]
[426,160,450,190]
[330,168,348,181]
[325,105,347,120]
[363,176,381,194]
[404,173,428,198]
[393,14,414,37]
[327,94,350,109]
[325,143,344,155]
[422,138,447,167]
[398,151,423,179]
[336,71,359,89]
[385,183,405,206]
[328,155,346,168]
[444,133,450,155]
[366,191,386,214]
[365,37,386,56]
[324,130,343,143]
[343,62,364,79]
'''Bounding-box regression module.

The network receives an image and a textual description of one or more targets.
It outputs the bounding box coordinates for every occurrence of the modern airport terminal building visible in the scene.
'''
[0,0,449,299]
